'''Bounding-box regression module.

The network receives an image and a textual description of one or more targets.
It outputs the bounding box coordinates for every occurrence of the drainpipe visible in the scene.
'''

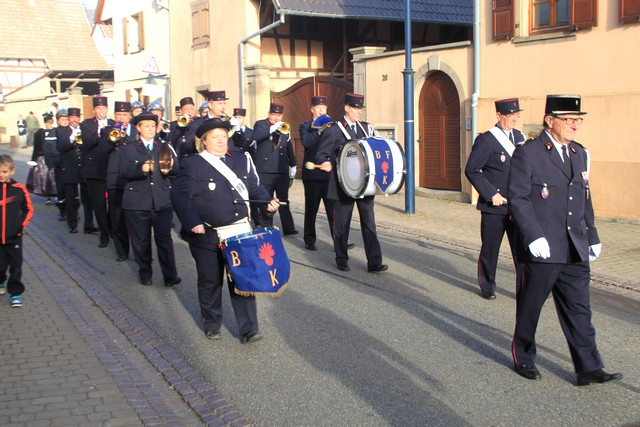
[238,10,286,107]
[471,0,480,146]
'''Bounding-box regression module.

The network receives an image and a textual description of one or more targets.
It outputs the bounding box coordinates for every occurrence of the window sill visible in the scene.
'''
[513,32,577,44]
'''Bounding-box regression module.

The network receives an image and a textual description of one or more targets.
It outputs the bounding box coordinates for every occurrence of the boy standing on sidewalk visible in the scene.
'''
[0,155,34,307]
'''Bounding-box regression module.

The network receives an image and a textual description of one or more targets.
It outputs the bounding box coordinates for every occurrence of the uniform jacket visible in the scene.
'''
[80,117,115,180]
[55,126,82,184]
[300,119,329,181]
[465,127,525,214]
[252,118,296,174]
[171,150,270,249]
[118,138,178,211]
[101,126,137,190]
[170,115,206,157]
[507,131,599,263]
[231,126,255,157]
[0,179,34,244]
[42,128,60,168]
[316,117,375,201]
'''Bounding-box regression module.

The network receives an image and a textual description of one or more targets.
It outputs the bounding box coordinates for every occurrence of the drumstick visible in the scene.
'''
[304,162,323,170]
[234,199,288,206]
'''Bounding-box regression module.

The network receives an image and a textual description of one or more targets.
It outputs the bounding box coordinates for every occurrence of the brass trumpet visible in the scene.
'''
[160,120,171,133]
[277,122,291,135]
[74,131,83,145]
[311,114,332,130]
[108,122,126,142]
[177,114,191,127]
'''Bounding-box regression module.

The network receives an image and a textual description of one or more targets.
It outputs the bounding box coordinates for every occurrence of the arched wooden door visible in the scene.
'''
[271,77,353,174]
[419,71,461,190]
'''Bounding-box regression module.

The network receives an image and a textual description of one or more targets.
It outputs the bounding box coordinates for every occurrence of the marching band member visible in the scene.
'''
[171,118,279,343]
[316,93,387,273]
[55,107,84,233]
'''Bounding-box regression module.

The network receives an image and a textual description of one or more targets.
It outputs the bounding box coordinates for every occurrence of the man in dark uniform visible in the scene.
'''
[49,109,68,221]
[465,98,525,300]
[230,107,255,155]
[101,102,135,262]
[171,118,280,343]
[80,97,116,247]
[119,113,180,287]
[507,94,622,385]
[316,93,387,273]
[55,108,84,233]
[300,96,335,251]
[252,102,298,235]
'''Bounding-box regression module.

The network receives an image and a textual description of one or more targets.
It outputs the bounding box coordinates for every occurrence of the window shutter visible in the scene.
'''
[492,0,514,40]
[620,0,640,23]
[571,0,597,29]
[137,12,145,50]
[122,17,128,54]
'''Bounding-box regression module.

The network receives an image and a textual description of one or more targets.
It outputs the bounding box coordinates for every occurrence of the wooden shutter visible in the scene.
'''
[122,17,128,54]
[192,1,210,48]
[493,0,514,40]
[571,0,597,29]
[137,12,145,50]
[620,0,640,23]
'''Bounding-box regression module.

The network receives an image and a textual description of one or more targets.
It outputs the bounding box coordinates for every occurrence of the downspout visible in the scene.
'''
[471,0,480,147]
[238,10,286,107]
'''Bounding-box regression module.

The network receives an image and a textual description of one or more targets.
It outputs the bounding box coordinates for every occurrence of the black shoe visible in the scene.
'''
[69,228,78,234]
[98,241,109,248]
[84,227,99,234]
[164,277,182,287]
[514,364,542,380]
[116,255,128,262]
[337,265,350,272]
[205,330,222,340]
[241,331,263,344]
[58,215,66,222]
[284,230,299,236]
[347,242,355,250]
[305,243,317,251]
[577,369,623,386]
[139,276,152,286]
[480,292,496,300]
[368,264,389,273]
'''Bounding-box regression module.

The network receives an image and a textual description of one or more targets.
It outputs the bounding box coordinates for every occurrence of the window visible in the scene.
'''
[620,0,640,23]
[191,0,210,49]
[123,12,145,54]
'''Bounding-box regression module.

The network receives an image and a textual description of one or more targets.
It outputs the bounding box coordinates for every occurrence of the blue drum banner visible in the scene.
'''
[367,138,394,193]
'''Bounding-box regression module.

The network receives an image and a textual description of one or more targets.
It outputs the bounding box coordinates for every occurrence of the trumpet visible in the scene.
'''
[177,114,191,127]
[108,122,126,142]
[221,113,240,137]
[160,120,171,133]
[311,114,332,130]
[277,122,291,135]
[74,131,83,145]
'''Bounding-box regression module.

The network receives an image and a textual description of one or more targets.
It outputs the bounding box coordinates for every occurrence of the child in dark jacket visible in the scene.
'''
[0,155,34,307]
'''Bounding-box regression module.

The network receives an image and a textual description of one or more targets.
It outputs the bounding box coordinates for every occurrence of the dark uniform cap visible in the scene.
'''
[180,97,195,107]
[233,108,246,116]
[56,108,68,118]
[195,117,232,138]
[311,96,327,106]
[545,95,587,115]
[495,98,522,114]
[114,101,131,112]
[130,113,159,126]
[344,93,364,108]
[131,101,145,110]
[67,107,81,117]
[269,102,284,114]
[93,96,108,107]
[43,112,54,122]
[207,91,228,101]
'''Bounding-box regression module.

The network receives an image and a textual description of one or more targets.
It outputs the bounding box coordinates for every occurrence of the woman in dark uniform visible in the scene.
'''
[171,119,279,343]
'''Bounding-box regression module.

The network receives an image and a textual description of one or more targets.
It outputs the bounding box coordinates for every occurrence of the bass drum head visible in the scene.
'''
[337,140,368,198]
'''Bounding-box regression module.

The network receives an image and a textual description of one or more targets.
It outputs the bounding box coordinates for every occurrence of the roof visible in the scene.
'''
[274,0,473,25]
[0,0,111,72]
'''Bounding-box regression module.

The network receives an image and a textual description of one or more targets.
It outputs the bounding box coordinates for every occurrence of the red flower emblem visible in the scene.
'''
[381,161,389,174]
[259,242,275,266]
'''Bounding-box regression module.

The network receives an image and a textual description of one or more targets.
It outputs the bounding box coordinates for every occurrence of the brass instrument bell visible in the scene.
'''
[177,114,190,127]
[278,122,291,135]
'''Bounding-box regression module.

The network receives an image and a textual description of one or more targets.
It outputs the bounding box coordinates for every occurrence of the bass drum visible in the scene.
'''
[337,136,406,198]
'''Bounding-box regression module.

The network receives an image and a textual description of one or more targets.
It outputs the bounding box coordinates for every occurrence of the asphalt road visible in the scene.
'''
[11,148,640,426]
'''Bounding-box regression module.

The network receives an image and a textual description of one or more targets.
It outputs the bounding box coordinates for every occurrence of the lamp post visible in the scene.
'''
[403,0,415,214]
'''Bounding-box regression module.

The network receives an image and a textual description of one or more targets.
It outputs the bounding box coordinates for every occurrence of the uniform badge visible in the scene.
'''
[540,183,549,199]
[208,183,216,191]
[500,152,506,163]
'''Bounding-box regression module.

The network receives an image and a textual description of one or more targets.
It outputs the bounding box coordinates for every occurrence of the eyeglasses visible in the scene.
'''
[554,116,584,125]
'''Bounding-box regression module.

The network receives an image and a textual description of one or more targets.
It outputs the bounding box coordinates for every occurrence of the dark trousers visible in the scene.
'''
[189,245,258,336]
[86,179,109,244]
[303,179,334,246]
[258,173,296,234]
[80,181,95,230]
[108,189,129,258]
[333,196,382,269]
[0,238,24,296]
[63,183,80,230]
[53,168,66,217]
[478,212,516,295]
[124,208,177,282]
[512,261,603,373]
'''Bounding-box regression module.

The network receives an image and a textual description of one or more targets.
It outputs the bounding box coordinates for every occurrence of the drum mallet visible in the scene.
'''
[234,199,288,206]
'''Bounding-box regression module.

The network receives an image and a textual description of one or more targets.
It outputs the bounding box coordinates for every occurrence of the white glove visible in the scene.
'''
[289,166,297,178]
[269,122,283,134]
[229,117,240,128]
[529,237,551,259]
[589,243,602,261]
